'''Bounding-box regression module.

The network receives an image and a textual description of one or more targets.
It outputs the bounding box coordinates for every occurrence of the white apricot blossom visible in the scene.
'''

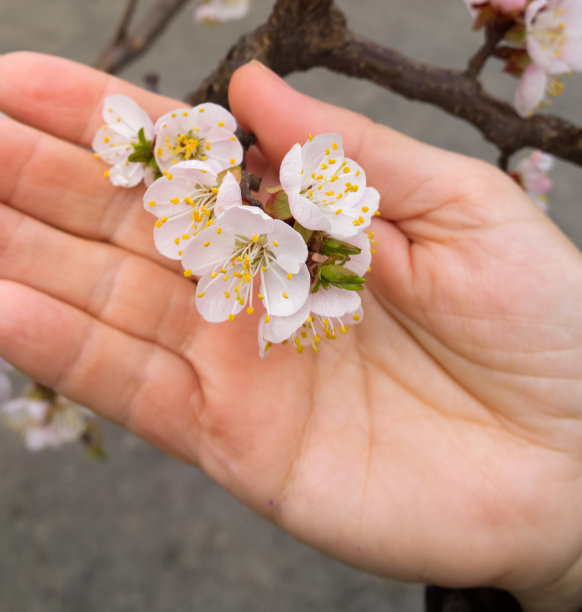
[280,133,379,238]
[259,231,372,355]
[515,0,582,116]
[513,150,554,211]
[93,95,155,187]
[181,205,310,322]
[1,395,93,451]
[194,0,251,23]
[143,160,242,260]
[154,103,243,174]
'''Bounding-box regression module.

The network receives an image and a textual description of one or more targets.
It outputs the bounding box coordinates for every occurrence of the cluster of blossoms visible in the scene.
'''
[194,0,251,24]
[95,96,379,356]
[463,0,582,117]
[0,359,103,454]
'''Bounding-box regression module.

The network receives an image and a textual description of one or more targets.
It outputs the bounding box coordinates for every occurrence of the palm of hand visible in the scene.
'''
[1,54,582,609]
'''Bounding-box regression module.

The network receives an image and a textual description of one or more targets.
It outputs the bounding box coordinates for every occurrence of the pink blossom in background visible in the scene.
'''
[514,150,554,211]
[515,0,582,116]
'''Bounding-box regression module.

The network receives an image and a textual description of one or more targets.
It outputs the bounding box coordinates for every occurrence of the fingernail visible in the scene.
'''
[249,60,289,85]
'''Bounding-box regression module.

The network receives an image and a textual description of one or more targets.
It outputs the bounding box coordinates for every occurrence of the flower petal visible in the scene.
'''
[215,171,243,215]
[279,143,303,194]
[310,286,362,317]
[195,272,246,322]
[514,64,547,117]
[153,210,197,260]
[261,263,310,317]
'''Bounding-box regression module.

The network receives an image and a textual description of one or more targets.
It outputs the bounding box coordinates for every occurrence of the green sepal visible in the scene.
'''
[319,264,366,288]
[504,25,526,44]
[128,128,154,164]
[293,221,313,243]
[128,148,154,163]
[264,189,293,220]
[320,237,361,257]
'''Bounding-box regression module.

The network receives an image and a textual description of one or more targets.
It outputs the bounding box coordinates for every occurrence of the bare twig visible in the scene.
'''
[111,0,140,46]
[464,20,512,80]
[94,0,190,74]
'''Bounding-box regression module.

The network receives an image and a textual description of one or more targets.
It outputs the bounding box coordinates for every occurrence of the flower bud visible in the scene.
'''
[319,264,366,289]
[320,237,362,257]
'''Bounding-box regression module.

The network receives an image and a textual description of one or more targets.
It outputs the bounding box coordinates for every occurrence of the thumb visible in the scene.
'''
[228,60,473,222]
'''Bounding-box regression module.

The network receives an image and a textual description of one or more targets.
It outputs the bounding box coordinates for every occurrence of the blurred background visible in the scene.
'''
[1,1,580,610]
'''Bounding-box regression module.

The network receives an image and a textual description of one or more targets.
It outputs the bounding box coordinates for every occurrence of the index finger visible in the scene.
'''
[0,51,185,148]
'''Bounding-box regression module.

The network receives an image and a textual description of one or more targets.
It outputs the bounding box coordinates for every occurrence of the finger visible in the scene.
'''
[0,280,201,464]
[228,61,491,221]
[0,115,172,264]
[0,202,197,356]
[0,52,184,148]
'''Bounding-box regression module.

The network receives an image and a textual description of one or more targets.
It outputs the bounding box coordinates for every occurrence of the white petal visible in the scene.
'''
[280,143,303,194]
[193,102,238,132]
[102,95,154,140]
[195,273,246,322]
[265,220,308,273]
[310,286,362,317]
[154,211,197,260]
[109,161,144,187]
[302,133,344,173]
[181,232,236,276]
[288,193,332,232]
[514,64,547,117]
[260,298,311,344]
[215,171,242,215]
[261,263,310,317]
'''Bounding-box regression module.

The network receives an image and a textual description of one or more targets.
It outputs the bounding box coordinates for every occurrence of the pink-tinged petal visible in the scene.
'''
[525,0,547,28]
[215,171,242,216]
[310,286,361,318]
[288,193,332,232]
[143,166,155,187]
[514,64,547,117]
[279,143,303,194]
[261,263,310,317]
[195,273,246,322]
[193,102,238,132]
[108,161,144,188]
[153,211,196,260]
[181,227,236,275]
[260,298,311,344]
[202,131,243,172]
[302,133,344,173]
[334,231,372,276]
[103,95,154,140]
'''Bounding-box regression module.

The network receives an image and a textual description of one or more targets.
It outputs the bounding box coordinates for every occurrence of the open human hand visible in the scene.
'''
[1,54,581,612]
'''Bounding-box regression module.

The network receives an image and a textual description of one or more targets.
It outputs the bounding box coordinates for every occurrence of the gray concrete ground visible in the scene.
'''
[0,1,581,611]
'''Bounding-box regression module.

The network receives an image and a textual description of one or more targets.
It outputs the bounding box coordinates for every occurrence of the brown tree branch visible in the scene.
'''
[92,0,582,168]
[464,20,512,79]
[111,0,141,46]
[94,0,190,74]
[185,0,582,168]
